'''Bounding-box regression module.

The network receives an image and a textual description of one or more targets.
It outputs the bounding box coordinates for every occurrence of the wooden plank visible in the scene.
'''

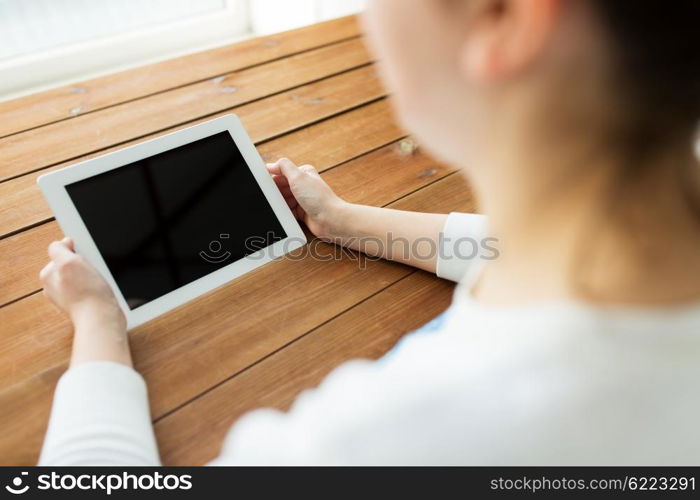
[0,224,61,307]
[391,172,475,214]
[0,98,401,307]
[256,98,402,167]
[0,138,456,391]
[322,138,455,207]
[0,365,65,466]
[0,256,410,468]
[154,174,476,466]
[0,90,398,242]
[0,16,361,138]
[0,153,471,466]
[233,65,382,144]
[156,271,455,465]
[0,38,372,183]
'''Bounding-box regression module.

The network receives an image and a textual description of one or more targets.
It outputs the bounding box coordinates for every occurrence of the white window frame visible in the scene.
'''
[0,0,250,101]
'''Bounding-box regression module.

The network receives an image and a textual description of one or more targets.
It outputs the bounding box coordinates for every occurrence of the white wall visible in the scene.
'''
[250,0,365,35]
[0,0,229,61]
[0,0,365,102]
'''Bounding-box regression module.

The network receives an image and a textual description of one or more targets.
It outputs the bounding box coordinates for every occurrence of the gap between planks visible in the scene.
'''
[0,16,362,139]
[155,270,455,465]
[0,174,473,465]
[0,38,374,184]
[0,173,473,466]
[0,65,389,241]
[0,96,404,307]
[0,144,465,394]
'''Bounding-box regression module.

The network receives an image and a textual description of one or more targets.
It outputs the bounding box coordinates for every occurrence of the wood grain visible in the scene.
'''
[0,38,372,183]
[0,139,458,393]
[155,271,455,465]
[0,21,477,467]
[322,139,456,207]
[0,97,401,307]
[0,16,360,138]
[0,161,471,466]
[0,88,398,242]
[256,98,403,167]
[0,365,65,466]
[391,172,475,214]
[0,223,60,306]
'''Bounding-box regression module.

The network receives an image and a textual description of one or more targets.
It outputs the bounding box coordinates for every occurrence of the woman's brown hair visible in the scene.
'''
[593,0,699,154]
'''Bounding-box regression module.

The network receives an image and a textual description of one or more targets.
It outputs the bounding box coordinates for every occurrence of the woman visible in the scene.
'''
[39,0,699,465]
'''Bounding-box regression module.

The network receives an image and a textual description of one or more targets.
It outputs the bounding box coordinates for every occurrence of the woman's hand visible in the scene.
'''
[267,158,348,239]
[268,158,451,273]
[40,238,131,367]
[40,238,122,324]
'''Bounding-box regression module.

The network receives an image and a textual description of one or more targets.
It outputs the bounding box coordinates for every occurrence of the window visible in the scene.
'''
[0,0,365,101]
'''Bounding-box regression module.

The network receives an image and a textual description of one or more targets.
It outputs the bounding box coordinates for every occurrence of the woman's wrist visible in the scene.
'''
[316,200,360,240]
[70,300,132,367]
[71,299,125,331]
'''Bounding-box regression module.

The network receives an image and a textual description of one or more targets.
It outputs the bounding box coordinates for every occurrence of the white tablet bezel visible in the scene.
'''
[38,114,307,330]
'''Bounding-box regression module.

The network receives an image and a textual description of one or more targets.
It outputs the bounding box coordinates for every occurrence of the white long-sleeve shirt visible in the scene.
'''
[39,213,700,465]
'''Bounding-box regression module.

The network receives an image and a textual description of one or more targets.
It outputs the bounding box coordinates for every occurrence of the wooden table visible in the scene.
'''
[0,16,474,465]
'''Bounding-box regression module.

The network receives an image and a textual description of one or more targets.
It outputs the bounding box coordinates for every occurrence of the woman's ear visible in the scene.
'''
[459,0,560,84]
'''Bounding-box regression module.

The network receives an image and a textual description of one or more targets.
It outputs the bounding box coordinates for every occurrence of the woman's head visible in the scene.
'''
[362,0,699,182]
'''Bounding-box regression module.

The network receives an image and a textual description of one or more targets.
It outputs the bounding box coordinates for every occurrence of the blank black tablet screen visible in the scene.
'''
[66,132,287,309]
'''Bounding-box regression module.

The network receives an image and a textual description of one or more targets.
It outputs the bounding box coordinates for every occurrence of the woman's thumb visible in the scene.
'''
[277,158,302,182]
[298,164,321,179]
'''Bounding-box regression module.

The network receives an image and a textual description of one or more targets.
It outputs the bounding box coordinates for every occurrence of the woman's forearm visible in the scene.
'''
[327,203,448,273]
[70,301,132,367]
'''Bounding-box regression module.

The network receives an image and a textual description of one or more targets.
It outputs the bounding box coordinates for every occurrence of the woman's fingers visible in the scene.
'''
[267,158,326,224]
[48,240,75,263]
[270,173,289,189]
[277,158,304,183]
[269,160,304,213]
[266,162,282,176]
[268,158,320,184]
[39,261,54,281]
[278,184,294,198]
[293,205,305,220]
[286,196,299,211]
[62,237,75,251]
[299,164,321,178]
[266,157,296,176]
[283,191,298,208]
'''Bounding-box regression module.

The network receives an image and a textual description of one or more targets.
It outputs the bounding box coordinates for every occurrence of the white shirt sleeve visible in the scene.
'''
[435,212,488,283]
[39,361,160,466]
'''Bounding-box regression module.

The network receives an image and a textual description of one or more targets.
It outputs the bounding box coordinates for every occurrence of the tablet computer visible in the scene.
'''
[38,114,306,329]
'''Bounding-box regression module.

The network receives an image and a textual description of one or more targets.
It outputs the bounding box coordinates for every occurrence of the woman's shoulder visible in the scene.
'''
[371,299,700,464]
